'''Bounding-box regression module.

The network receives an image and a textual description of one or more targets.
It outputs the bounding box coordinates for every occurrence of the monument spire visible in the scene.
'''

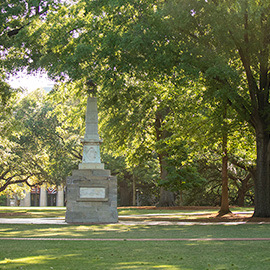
[78,83,104,170]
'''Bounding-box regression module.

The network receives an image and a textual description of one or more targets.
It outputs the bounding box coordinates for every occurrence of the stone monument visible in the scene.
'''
[65,83,118,223]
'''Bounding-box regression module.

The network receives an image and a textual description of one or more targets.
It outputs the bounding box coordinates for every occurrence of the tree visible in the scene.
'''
[0,0,62,105]
[159,0,270,217]
[0,89,81,193]
[98,79,178,206]
[13,0,269,214]
[79,0,270,216]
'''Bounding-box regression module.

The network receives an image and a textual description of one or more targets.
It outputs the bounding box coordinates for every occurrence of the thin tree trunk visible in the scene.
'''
[155,109,175,207]
[219,106,231,216]
[158,157,175,206]
[237,187,245,207]
[179,190,183,206]
[237,174,251,207]
[132,174,136,206]
[218,134,231,215]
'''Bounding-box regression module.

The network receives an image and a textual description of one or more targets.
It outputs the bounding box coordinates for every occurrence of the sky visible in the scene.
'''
[7,71,55,93]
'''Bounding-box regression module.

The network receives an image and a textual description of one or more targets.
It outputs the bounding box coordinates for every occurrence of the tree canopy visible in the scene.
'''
[1,0,270,215]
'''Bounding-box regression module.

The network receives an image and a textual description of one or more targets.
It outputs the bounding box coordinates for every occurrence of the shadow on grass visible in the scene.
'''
[1,240,270,269]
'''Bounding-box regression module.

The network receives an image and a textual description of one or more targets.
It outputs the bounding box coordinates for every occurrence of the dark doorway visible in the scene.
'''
[47,193,57,206]
[31,186,40,206]
[31,193,40,206]
[47,187,57,206]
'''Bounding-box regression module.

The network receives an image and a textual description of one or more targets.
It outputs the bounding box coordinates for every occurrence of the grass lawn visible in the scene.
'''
[0,223,270,269]
[0,207,269,269]
[1,239,270,270]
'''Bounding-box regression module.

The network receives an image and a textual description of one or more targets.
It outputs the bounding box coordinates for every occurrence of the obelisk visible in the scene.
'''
[65,83,118,224]
[79,96,104,170]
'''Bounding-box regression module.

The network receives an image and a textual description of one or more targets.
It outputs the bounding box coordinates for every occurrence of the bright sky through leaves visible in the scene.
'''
[7,71,54,92]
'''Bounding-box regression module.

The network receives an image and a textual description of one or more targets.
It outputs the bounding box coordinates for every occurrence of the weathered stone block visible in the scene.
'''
[65,169,118,224]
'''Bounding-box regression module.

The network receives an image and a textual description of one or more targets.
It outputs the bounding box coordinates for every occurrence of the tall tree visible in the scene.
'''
[83,0,270,216]
[159,0,270,217]
[18,0,270,215]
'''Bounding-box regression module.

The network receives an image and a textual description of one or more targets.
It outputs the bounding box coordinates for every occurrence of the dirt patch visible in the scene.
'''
[176,213,251,223]
[192,213,270,223]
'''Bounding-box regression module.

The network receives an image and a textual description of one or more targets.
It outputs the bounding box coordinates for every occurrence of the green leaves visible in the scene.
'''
[0,88,82,192]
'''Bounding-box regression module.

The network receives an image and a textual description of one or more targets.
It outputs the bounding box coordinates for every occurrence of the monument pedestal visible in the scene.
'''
[65,169,118,223]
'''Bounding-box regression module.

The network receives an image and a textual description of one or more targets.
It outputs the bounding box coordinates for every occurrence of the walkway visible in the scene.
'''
[0,216,268,225]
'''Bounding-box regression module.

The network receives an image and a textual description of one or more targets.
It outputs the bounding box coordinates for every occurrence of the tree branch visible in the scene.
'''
[228,155,255,174]
[0,175,32,192]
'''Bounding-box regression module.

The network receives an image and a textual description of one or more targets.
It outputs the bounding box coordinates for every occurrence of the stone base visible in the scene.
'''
[65,169,118,224]
[78,163,104,170]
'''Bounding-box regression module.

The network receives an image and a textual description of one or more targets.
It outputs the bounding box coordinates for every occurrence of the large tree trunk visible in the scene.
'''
[235,23,270,217]
[253,130,270,217]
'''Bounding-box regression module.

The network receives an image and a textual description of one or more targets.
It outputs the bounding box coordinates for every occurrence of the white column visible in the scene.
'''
[56,185,64,206]
[40,184,47,207]
[21,190,31,207]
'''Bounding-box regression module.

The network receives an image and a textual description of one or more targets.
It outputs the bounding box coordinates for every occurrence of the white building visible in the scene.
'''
[8,184,65,207]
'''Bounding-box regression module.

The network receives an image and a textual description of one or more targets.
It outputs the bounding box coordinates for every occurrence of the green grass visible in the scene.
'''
[0,207,269,269]
[0,239,270,269]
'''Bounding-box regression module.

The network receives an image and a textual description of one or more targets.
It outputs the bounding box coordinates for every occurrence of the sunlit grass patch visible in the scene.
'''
[114,262,181,269]
[0,253,78,269]
[0,255,56,265]
[0,207,66,218]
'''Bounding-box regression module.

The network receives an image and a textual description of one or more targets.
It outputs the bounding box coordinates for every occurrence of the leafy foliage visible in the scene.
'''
[1,0,267,210]
[0,89,81,193]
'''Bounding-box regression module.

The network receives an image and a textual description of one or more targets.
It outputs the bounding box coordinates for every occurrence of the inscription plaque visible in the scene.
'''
[80,187,106,199]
